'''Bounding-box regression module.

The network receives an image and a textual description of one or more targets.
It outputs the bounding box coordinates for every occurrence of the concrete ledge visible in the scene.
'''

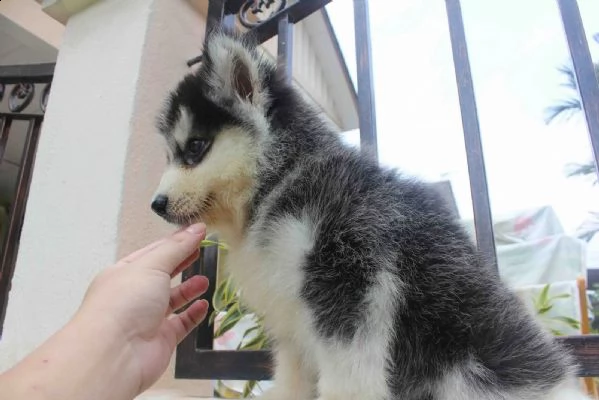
[41,0,100,24]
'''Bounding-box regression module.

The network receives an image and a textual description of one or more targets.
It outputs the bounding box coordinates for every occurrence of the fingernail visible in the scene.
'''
[185,223,206,235]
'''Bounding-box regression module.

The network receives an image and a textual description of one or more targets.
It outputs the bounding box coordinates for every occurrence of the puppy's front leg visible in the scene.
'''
[257,340,317,400]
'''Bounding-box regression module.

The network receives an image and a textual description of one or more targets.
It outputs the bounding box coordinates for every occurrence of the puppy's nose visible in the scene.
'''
[151,195,168,216]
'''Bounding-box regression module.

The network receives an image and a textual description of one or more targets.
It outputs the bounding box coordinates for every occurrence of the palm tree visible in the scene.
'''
[544,63,599,124]
[544,34,599,182]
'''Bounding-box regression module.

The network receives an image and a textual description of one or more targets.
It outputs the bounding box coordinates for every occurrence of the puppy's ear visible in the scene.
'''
[201,32,266,107]
[232,55,254,102]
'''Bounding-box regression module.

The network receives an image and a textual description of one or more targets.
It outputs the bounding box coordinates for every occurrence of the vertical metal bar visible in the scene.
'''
[206,0,227,35]
[0,116,12,162]
[175,258,203,378]
[353,0,378,162]
[195,243,219,350]
[184,0,232,353]
[445,0,498,269]
[0,117,42,336]
[557,0,599,174]
[277,13,294,83]
[0,116,10,270]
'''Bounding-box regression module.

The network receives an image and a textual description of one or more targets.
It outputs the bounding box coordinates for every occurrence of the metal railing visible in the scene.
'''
[174,0,599,381]
[0,63,53,335]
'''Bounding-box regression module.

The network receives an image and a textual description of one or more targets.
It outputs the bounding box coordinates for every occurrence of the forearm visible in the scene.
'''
[0,313,139,400]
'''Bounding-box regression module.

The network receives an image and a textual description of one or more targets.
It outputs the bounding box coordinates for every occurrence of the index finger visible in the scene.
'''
[136,223,206,274]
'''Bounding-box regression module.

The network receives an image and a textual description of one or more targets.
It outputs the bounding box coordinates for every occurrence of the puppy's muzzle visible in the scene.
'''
[151,194,169,216]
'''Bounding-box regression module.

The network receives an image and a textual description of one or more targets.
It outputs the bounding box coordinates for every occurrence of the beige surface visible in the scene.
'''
[115,0,212,396]
[0,0,64,48]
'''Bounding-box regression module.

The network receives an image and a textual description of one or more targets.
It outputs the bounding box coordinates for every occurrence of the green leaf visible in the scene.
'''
[200,239,228,250]
[240,326,261,341]
[548,293,571,302]
[243,380,257,398]
[214,303,243,338]
[238,332,267,351]
[538,284,550,306]
[214,276,241,313]
[537,305,553,315]
[552,316,581,329]
[224,278,239,304]
[213,277,236,312]
[208,309,219,326]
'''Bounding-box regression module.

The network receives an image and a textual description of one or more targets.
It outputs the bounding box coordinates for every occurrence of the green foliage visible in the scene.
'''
[200,240,268,399]
[544,63,599,125]
[544,61,599,183]
[532,283,581,336]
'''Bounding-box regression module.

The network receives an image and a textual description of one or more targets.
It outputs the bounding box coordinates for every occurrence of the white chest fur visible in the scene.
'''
[224,214,316,341]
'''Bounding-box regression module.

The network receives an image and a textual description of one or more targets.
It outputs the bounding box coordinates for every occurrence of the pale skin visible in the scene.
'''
[0,223,210,400]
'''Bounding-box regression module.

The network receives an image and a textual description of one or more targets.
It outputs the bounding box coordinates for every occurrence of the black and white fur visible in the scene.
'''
[151,31,589,400]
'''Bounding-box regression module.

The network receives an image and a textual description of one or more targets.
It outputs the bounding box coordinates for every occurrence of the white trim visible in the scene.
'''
[41,0,101,24]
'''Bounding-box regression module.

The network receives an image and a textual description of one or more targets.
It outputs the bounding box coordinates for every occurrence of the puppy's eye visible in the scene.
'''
[184,138,210,165]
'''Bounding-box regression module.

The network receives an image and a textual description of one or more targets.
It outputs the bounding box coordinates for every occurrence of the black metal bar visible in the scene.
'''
[206,0,228,36]
[353,0,378,161]
[175,333,599,379]
[0,113,49,121]
[176,349,273,380]
[195,243,218,350]
[187,0,231,67]
[559,335,599,377]
[557,0,599,175]
[0,64,55,84]
[224,0,245,15]
[277,13,294,83]
[175,334,599,379]
[445,0,498,269]
[0,117,42,336]
[175,237,275,380]
[0,117,10,163]
[188,0,333,66]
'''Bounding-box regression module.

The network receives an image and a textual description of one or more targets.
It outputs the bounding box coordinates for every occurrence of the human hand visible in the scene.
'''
[73,223,210,393]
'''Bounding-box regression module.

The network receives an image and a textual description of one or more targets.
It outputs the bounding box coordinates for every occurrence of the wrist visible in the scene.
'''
[1,312,141,400]
[67,310,143,398]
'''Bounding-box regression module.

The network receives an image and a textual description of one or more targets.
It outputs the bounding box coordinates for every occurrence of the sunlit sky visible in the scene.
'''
[326,0,599,234]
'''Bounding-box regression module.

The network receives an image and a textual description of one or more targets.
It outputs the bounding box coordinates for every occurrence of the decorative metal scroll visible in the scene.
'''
[8,83,35,113]
[41,84,51,113]
[239,0,286,28]
[187,0,332,67]
[0,82,50,115]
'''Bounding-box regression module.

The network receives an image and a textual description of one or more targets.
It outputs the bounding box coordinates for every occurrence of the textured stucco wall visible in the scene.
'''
[0,0,153,371]
[0,0,64,49]
[0,0,213,395]
[116,0,212,395]
[116,0,205,260]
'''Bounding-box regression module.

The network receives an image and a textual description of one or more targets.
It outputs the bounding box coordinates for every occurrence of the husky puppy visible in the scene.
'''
[151,31,589,400]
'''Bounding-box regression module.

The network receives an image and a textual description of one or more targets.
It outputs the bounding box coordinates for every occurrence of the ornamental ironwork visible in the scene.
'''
[0,82,50,115]
[41,83,51,113]
[8,83,34,113]
[239,0,286,28]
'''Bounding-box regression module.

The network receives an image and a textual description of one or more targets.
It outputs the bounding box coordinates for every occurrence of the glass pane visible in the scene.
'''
[0,119,30,276]
[459,0,596,334]
[4,120,29,166]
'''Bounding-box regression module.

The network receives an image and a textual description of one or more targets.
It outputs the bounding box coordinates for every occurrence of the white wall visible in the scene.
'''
[0,0,214,396]
[0,0,154,370]
[0,0,64,65]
